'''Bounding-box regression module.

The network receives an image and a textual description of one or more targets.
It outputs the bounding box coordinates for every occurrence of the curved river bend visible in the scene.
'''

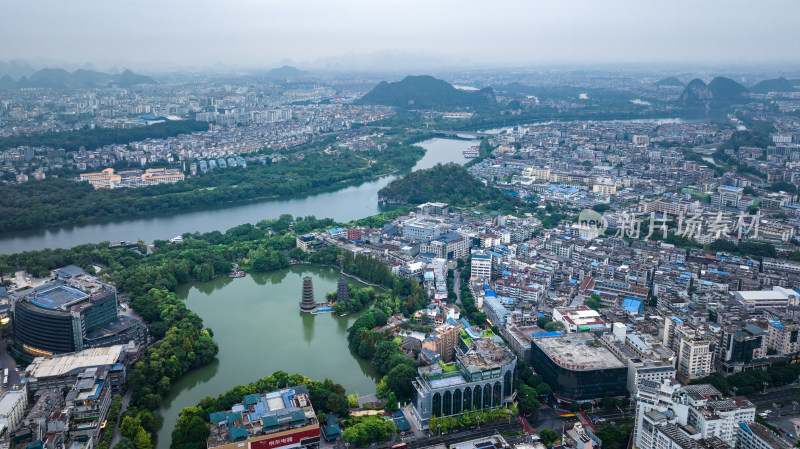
[0,138,475,254]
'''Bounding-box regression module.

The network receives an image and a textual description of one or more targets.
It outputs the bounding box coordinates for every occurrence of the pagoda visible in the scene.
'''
[299,275,317,313]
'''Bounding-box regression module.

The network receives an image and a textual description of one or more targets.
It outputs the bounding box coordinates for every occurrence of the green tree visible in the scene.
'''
[114,438,137,449]
[133,428,153,449]
[326,393,352,416]
[384,364,417,401]
[384,392,399,412]
[121,416,142,440]
[544,321,565,332]
[539,428,559,447]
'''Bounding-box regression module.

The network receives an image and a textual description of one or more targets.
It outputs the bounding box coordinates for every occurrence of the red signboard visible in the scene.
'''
[249,428,320,449]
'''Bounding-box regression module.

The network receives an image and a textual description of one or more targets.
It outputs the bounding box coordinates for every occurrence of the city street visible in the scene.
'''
[747,386,800,406]
[0,338,21,391]
[408,421,524,449]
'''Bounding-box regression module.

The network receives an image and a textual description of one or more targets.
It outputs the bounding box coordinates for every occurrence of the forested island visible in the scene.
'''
[377,162,523,213]
[0,144,424,233]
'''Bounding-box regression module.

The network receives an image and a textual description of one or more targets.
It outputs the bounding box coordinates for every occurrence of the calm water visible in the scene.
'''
[155,265,377,449]
[0,138,475,254]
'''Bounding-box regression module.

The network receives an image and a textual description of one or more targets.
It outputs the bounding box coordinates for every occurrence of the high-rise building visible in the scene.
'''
[716,324,767,376]
[711,185,744,209]
[767,320,800,356]
[471,249,493,281]
[663,316,715,383]
[11,267,146,362]
[299,276,316,313]
[422,322,462,363]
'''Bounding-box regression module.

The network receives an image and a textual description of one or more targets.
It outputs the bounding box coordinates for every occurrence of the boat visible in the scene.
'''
[462,145,479,158]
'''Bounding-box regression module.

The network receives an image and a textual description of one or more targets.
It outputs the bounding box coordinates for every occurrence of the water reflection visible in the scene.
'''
[157,265,380,449]
[301,312,315,344]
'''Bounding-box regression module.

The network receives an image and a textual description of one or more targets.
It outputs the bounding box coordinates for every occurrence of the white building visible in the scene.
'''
[730,287,800,312]
[0,386,29,437]
[634,380,755,449]
[711,185,743,209]
[471,249,493,281]
[767,320,800,356]
[737,422,792,449]
[552,306,605,333]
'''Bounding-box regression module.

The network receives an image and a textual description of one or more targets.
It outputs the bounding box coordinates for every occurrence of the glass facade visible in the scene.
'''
[14,301,77,358]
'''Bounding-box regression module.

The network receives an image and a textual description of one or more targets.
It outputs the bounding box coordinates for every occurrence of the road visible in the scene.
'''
[454,270,462,306]
[527,407,571,432]
[0,339,21,391]
[110,389,134,447]
[747,386,800,406]
[409,421,524,449]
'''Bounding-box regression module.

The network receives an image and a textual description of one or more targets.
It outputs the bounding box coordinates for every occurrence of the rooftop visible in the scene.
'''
[457,338,516,373]
[207,386,318,449]
[26,345,126,379]
[532,335,626,370]
[739,422,792,449]
[450,435,509,449]
[31,285,87,310]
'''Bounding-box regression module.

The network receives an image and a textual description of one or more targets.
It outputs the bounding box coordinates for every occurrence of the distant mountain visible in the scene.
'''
[0,75,16,90]
[264,65,306,80]
[680,76,748,109]
[357,75,495,109]
[654,76,684,87]
[751,77,797,94]
[0,60,36,79]
[1,68,155,90]
[117,69,155,87]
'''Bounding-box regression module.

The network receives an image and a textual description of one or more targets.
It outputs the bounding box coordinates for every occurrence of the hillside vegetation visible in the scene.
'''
[751,77,797,94]
[378,163,490,204]
[680,76,748,110]
[654,76,684,87]
[358,75,495,109]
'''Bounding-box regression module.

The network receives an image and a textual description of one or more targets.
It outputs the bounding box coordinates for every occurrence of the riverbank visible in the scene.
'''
[0,137,476,253]
[0,144,425,236]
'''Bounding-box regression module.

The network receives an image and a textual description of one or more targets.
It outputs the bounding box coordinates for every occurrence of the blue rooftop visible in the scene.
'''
[621,298,643,313]
[531,331,563,339]
[32,285,86,310]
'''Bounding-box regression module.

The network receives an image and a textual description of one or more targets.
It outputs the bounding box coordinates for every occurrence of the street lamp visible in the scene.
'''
[438,423,442,437]
[764,382,769,394]
[508,408,512,424]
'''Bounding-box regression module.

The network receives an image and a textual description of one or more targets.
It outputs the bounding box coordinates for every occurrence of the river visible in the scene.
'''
[0,138,475,254]
[154,265,377,449]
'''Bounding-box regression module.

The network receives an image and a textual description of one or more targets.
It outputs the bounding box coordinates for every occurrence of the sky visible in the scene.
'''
[2,0,800,72]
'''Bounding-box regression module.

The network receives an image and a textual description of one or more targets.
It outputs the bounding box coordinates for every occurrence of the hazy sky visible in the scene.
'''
[2,0,800,71]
